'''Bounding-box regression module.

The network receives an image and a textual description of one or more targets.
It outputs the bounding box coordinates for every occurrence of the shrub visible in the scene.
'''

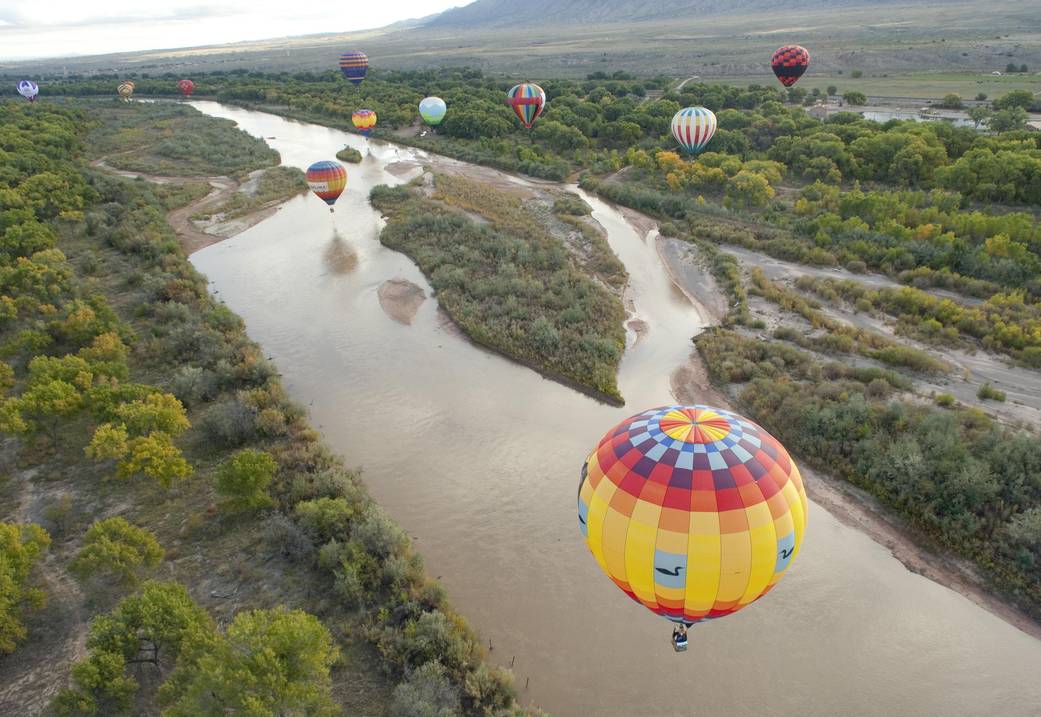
[199,397,257,447]
[294,497,355,543]
[266,513,316,562]
[977,384,1007,402]
[391,661,463,717]
[935,393,957,407]
[215,449,277,512]
[170,365,218,406]
[336,147,363,164]
[41,493,77,540]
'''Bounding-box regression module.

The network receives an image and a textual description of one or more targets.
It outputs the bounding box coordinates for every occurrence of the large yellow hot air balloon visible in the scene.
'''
[118,81,135,102]
[578,405,807,649]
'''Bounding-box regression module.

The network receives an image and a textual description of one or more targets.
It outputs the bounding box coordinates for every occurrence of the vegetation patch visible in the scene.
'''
[372,177,627,403]
[0,101,523,717]
[336,146,363,163]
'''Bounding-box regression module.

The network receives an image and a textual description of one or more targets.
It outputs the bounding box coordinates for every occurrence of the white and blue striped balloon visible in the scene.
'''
[671,107,717,154]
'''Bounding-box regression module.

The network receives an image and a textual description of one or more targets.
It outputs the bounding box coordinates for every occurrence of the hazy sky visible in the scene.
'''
[0,0,473,61]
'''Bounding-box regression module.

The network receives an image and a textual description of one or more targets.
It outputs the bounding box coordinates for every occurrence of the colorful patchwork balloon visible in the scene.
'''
[671,107,717,155]
[771,45,810,87]
[339,51,369,86]
[17,80,38,103]
[305,161,348,212]
[506,83,546,129]
[178,79,194,98]
[578,406,807,626]
[117,81,135,101]
[419,97,447,126]
[353,109,377,136]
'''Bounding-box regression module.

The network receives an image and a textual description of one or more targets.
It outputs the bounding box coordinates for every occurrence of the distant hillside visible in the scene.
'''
[429,0,919,28]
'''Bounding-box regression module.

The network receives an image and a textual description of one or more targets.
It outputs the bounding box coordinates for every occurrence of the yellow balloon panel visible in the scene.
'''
[578,406,807,625]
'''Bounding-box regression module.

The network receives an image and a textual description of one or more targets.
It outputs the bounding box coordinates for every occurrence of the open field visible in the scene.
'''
[698,71,1041,101]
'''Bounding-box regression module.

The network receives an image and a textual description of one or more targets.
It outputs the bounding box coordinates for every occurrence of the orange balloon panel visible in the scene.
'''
[578,406,807,625]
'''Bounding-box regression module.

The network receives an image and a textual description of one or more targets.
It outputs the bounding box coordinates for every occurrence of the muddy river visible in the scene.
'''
[188,102,1041,717]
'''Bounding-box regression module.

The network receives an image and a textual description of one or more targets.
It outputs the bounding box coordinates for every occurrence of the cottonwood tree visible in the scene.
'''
[86,392,193,487]
[160,608,340,717]
[54,581,215,716]
[0,522,51,654]
[70,517,164,586]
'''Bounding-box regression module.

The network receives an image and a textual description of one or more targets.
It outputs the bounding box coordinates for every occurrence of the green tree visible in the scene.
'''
[160,607,341,717]
[215,449,277,512]
[0,523,51,653]
[968,106,991,129]
[725,170,774,208]
[843,91,867,106]
[55,581,215,715]
[993,90,1034,110]
[826,85,838,96]
[70,517,164,586]
[989,107,1029,132]
[15,379,84,442]
[975,93,987,102]
[940,94,963,109]
[114,393,190,436]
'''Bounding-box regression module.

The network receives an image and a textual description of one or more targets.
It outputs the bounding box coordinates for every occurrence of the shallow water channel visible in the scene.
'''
[188,102,1041,717]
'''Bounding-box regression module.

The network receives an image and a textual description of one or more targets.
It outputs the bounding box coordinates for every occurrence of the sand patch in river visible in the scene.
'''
[378,279,426,325]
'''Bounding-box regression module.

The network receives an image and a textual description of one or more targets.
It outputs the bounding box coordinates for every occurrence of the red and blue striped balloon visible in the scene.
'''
[339,51,369,86]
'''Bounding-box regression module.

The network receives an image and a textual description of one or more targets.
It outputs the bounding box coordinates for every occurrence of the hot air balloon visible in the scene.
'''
[578,405,807,651]
[17,80,38,103]
[352,109,377,136]
[506,83,546,129]
[419,97,447,127]
[671,107,717,155]
[339,51,369,86]
[118,81,135,102]
[178,79,195,98]
[305,161,348,213]
[771,45,810,87]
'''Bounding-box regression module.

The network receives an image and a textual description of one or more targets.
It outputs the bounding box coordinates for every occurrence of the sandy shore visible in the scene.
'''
[90,157,287,255]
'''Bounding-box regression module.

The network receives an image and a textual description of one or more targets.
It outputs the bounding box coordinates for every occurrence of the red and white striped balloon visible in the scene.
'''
[670,107,717,155]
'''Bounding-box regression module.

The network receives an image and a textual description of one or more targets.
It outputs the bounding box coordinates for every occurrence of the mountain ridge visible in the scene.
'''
[426,0,944,28]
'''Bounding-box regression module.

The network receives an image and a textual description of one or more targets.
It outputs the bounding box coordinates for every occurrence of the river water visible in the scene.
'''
[188,102,1041,717]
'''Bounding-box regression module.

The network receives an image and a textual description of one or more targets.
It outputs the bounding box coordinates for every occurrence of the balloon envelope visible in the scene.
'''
[419,97,447,126]
[506,83,546,129]
[118,81,135,100]
[339,51,369,86]
[772,45,810,87]
[17,80,38,102]
[578,405,807,626]
[352,109,377,136]
[178,79,194,97]
[671,107,717,154]
[305,161,347,207]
